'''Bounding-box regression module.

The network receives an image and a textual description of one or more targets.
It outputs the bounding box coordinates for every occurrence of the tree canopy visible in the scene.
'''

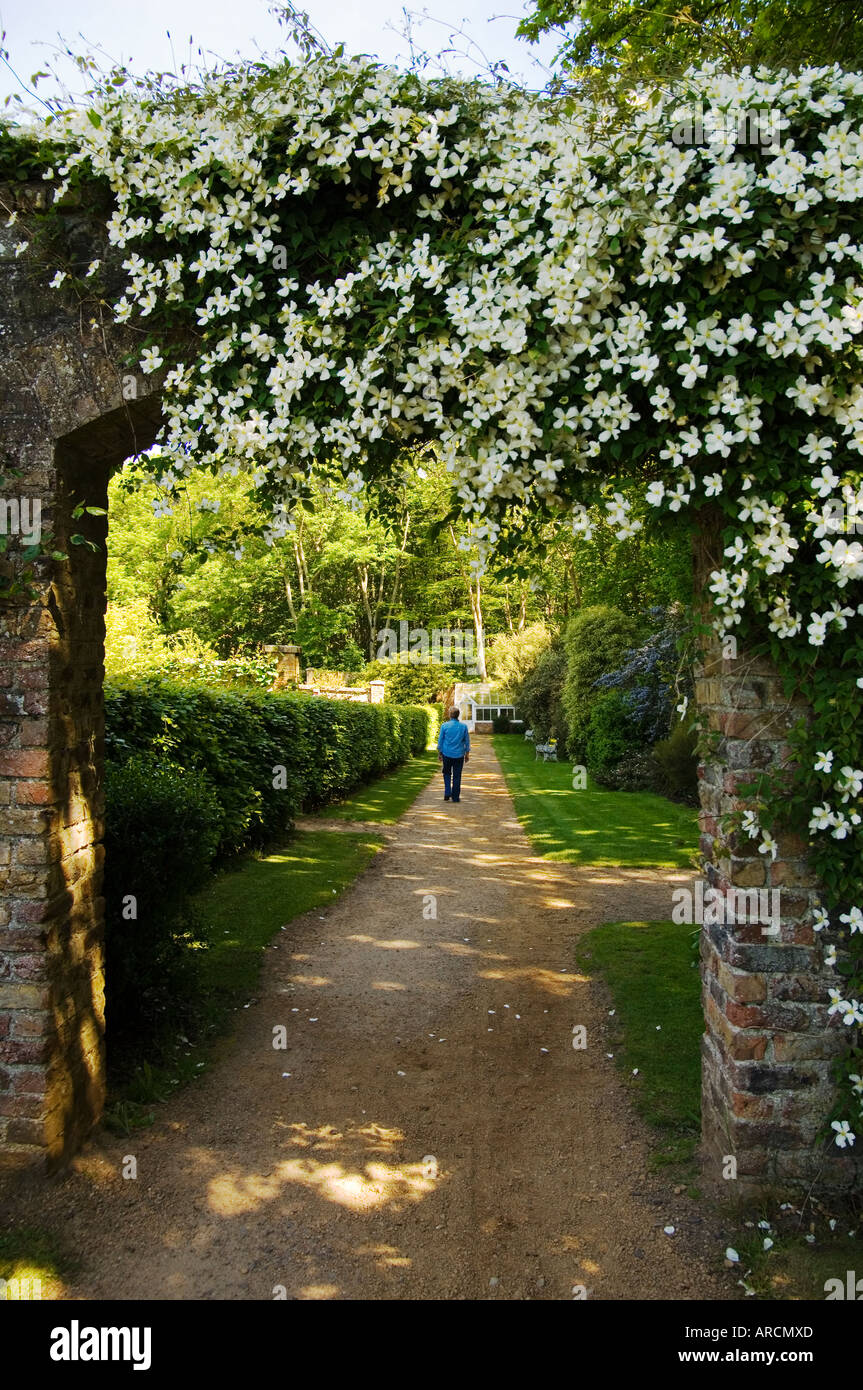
[518,0,863,82]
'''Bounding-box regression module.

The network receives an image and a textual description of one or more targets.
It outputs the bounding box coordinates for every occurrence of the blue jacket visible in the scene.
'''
[438,718,470,758]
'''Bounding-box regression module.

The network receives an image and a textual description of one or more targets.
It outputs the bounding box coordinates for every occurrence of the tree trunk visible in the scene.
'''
[383,510,411,633]
[448,524,487,679]
[283,571,297,623]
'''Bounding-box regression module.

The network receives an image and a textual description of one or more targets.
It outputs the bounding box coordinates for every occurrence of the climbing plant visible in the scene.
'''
[2,51,863,1143]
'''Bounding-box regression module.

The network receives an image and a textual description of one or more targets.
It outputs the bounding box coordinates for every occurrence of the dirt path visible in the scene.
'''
[2,738,730,1301]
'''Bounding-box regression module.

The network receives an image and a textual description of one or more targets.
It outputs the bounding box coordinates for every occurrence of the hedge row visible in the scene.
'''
[102,680,438,1063]
[105,677,438,854]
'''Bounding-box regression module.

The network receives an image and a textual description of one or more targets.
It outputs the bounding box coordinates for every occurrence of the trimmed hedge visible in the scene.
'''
[105,677,434,855]
[102,680,435,1064]
[103,755,223,1051]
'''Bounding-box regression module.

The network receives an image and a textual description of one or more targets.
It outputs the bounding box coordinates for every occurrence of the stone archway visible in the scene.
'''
[0,179,856,1189]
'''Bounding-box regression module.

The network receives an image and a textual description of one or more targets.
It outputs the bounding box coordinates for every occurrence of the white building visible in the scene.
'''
[452,681,521,733]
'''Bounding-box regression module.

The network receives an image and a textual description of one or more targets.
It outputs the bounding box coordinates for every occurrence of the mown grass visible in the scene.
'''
[493,734,698,868]
[576,919,703,1174]
[104,830,383,1132]
[312,749,438,822]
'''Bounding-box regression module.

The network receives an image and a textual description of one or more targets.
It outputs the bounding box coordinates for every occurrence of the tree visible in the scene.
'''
[518,0,863,82]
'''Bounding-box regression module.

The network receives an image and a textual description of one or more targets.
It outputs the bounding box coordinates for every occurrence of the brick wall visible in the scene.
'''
[694,523,862,1192]
[0,183,161,1168]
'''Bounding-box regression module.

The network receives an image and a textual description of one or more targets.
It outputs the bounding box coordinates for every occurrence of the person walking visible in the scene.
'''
[437,706,470,803]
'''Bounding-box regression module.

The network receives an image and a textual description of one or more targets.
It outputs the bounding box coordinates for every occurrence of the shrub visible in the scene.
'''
[492,712,511,734]
[516,644,567,743]
[584,690,637,776]
[562,606,641,760]
[423,703,445,744]
[593,723,699,804]
[105,678,433,853]
[105,599,277,688]
[593,749,661,793]
[594,604,692,748]
[487,622,553,691]
[652,720,699,805]
[103,755,224,1059]
[102,684,433,1065]
[362,659,462,705]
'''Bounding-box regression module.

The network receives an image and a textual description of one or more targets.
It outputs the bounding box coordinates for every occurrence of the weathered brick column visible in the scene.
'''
[694,527,860,1192]
[0,182,162,1168]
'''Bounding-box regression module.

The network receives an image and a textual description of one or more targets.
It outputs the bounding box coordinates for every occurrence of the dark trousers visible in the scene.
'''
[441,755,464,800]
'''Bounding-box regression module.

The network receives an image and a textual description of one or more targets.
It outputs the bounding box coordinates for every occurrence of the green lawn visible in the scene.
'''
[196,830,385,1004]
[492,734,698,868]
[576,919,703,1170]
[104,830,383,1130]
[313,749,438,823]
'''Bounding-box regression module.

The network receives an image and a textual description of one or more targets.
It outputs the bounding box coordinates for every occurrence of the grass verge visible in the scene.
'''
[312,749,438,822]
[576,919,702,1176]
[104,830,383,1132]
[493,734,698,868]
[728,1209,862,1299]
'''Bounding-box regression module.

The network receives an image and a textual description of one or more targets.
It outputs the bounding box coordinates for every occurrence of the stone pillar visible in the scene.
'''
[694,530,860,1192]
[267,644,301,690]
[0,179,164,1167]
[369,680,385,704]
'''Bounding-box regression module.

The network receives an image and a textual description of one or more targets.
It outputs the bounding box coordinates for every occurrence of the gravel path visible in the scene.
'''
[2,737,730,1300]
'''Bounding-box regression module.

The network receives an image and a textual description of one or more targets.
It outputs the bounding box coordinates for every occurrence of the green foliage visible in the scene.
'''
[593,748,661,794]
[105,678,432,852]
[562,605,641,760]
[515,643,568,743]
[102,683,431,1063]
[103,755,223,1053]
[362,658,462,704]
[491,711,512,733]
[518,0,863,81]
[584,689,637,774]
[105,599,277,687]
[486,622,552,691]
[652,721,700,805]
[295,595,365,671]
[594,723,699,805]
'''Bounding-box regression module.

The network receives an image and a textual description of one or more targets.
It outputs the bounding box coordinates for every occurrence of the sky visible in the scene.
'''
[0,0,562,111]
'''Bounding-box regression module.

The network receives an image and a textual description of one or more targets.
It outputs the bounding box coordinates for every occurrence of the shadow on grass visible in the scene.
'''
[311,750,438,823]
[493,735,698,868]
[576,919,702,1175]
[104,831,384,1133]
